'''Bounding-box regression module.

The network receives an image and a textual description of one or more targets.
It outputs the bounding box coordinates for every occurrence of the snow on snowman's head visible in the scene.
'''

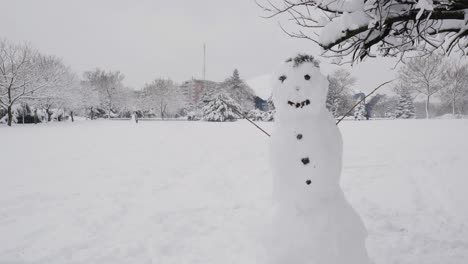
[272,54,329,119]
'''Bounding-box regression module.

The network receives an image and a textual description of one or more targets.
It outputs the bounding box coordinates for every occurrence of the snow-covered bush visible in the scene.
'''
[247,109,266,121]
[201,94,241,122]
[247,109,275,121]
[0,113,17,124]
[0,104,27,124]
[263,110,275,121]
[187,111,201,121]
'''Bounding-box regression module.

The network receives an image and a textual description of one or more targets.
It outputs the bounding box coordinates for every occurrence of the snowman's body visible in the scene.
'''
[266,55,370,264]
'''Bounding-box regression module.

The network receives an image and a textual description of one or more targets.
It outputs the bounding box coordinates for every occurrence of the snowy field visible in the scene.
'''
[1,119,468,264]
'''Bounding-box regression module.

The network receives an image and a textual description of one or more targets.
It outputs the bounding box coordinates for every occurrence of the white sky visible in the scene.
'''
[1,0,397,93]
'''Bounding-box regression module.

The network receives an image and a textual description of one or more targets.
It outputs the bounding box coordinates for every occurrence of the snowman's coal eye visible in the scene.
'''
[279,75,287,83]
[304,74,311,80]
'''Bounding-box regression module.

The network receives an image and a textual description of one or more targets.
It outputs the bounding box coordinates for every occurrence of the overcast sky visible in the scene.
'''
[1,0,398,93]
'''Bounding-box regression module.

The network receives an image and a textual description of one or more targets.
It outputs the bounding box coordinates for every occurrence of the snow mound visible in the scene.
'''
[436,113,466,119]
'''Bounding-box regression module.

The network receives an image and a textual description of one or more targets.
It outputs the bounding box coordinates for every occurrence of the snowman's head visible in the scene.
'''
[272,55,329,120]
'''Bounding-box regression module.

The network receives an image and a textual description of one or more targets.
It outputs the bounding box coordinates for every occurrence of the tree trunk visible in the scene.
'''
[90,107,94,120]
[34,109,38,124]
[7,84,12,126]
[7,105,12,127]
[161,103,166,120]
[425,95,430,119]
[47,109,52,122]
[108,100,112,119]
[70,111,74,122]
[22,111,25,124]
[452,99,456,116]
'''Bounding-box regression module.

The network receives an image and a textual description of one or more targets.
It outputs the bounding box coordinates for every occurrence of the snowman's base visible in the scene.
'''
[263,190,370,264]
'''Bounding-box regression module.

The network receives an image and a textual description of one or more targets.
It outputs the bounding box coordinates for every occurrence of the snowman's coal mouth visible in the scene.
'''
[287,99,310,109]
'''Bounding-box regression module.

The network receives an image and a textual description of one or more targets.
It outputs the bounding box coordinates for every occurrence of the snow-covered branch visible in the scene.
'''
[258,0,468,62]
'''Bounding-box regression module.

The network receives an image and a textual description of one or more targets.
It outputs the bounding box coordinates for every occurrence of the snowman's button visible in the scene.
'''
[306,180,312,185]
[301,157,310,165]
[296,134,303,140]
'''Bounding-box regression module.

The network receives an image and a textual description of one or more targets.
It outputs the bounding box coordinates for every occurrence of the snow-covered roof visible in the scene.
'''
[246,74,272,100]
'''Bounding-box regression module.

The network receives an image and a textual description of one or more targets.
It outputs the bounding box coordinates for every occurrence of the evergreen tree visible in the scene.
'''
[326,69,355,117]
[353,94,367,120]
[221,69,255,111]
[231,69,241,89]
[201,94,242,122]
[395,91,415,119]
[247,109,265,121]
[200,84,218,106]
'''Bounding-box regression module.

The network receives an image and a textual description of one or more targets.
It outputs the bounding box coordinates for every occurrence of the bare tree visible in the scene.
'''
[58,74,99,122]
[0,40,67,126]
[461,94,468,115]
[82,69,125,118]
[61,81,78,122]
[398,55,446,119]
[32,57,72,122]
[113,86,136,117]
[77,80,100,120]
[439,62,468,116]
[142,79,183,119]
[326,69,355,117]
[257,0,468,62]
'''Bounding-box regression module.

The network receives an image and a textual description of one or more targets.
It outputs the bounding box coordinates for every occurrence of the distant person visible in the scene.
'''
[131,113,137,123]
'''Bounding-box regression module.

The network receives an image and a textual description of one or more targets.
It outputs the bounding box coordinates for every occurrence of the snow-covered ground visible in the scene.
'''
[1,119,467,264]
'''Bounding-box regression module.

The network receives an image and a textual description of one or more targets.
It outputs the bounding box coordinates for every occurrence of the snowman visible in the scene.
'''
[265,55,370,264]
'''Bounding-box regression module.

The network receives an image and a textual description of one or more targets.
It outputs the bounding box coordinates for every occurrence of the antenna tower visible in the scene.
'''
[203,43,206,80]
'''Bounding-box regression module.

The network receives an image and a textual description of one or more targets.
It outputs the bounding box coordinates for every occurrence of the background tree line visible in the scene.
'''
[326,55,468,120]
[2,38,468,126]
[0,39,259,126]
